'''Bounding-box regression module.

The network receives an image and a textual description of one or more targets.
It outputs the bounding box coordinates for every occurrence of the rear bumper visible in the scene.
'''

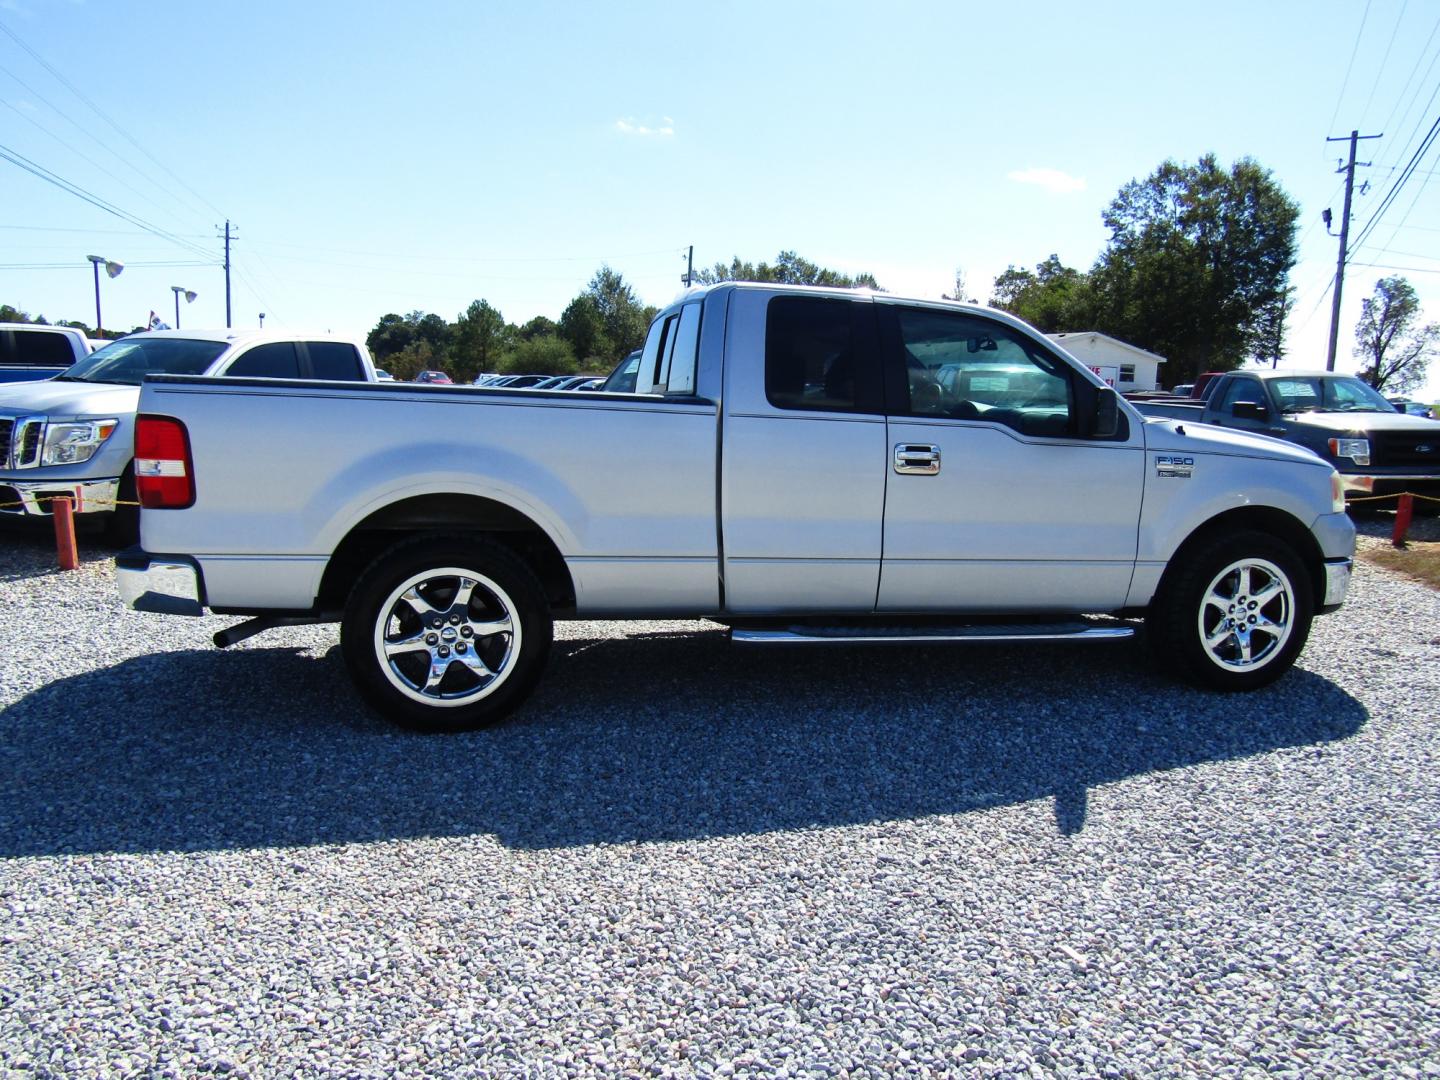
[115,549,205,616]
[0,476,120,516]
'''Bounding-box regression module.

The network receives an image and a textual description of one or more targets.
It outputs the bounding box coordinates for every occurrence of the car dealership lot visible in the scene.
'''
[1,532,1437,1076]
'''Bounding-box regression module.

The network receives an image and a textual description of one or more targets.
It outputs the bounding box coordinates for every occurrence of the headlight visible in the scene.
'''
[1327,437,1370,466]
[1330,470,1345,512]
[41,419,118,466]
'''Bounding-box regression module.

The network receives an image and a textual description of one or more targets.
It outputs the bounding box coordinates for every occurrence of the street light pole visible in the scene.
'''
[170,286,196,329]
[85,255,123,335]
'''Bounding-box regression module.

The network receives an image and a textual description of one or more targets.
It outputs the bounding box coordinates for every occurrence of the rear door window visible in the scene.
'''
[13,330,76,368]
[764,296,881,413]
[225,342,302,379]
[305,341,365,380]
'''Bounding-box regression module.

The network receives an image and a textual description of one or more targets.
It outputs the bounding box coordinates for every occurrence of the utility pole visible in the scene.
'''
[220,220,235,329]
[682,245,694,288]
[1324,130,1381,371]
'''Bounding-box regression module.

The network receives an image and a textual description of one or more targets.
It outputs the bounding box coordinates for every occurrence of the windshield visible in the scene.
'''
[59,338,229,385]
[1267,375,1394,414]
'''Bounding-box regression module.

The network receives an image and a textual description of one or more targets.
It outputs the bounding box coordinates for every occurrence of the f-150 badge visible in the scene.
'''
[1156,455,1194,478]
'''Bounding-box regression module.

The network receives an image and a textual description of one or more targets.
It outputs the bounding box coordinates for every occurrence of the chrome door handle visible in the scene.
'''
[894,443,940,475]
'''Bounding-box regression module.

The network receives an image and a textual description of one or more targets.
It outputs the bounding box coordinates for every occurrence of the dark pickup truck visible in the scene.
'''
[1131,370,1440,504]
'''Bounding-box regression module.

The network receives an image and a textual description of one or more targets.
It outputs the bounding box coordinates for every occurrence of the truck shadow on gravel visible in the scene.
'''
[0,629,1367,856]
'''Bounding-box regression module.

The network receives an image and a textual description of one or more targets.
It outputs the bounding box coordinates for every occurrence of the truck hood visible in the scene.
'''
[1279,410,1440,434]
[1142,417,1327,468]
[0,379,139,419]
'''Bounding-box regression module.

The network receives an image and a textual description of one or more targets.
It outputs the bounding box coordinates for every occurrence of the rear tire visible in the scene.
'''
[1147,530,1313,691]
[341,535,552,732]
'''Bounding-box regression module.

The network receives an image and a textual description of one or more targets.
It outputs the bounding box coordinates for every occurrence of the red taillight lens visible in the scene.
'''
[134,415,195,509]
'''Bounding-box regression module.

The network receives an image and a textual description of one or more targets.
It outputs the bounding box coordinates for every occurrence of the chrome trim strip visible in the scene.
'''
[731,626,1135,645]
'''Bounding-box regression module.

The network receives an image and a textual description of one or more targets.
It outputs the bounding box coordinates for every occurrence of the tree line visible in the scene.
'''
[986,154,1434,393]
[365,252,884,382]
[366,267,658,383]
[8,156,1432,392]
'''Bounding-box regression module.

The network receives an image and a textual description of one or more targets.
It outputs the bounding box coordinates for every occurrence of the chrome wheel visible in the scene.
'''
[1196,557,1295,673]
[372,566,521,708]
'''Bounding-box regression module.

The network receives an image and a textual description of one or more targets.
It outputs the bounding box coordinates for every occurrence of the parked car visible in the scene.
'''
[1,323,93,383]
[572,377,606,392]
[1130,370,1440,505]
[1388,398,1435,419]
[118,283,1354,733]
[374,368,395,382]
[413,370,452,384]
[0,329,376,542]
[497,374,549,389]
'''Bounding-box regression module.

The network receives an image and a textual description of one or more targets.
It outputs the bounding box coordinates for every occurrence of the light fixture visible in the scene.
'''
[171,285,197,329]
[85,255,124,333]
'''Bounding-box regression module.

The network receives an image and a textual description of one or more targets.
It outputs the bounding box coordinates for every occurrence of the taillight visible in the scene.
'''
[134,415,195,509]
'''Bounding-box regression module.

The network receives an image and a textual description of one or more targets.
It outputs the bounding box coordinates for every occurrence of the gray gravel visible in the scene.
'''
[1,524,1437,1078]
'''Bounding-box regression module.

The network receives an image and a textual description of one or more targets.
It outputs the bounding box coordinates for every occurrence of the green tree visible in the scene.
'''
[451,299,511,381]
[383,340,436,381]
[518,315,558,341]
[1086,154,1299,384]
[559,294,609,366]
[696,250,881,290]
[989,254,1094,332]
[497,333,577,375]
[366,313,415,361]
[557,267,654,365]
[367,310,451,364]
[1354,276,1438,395]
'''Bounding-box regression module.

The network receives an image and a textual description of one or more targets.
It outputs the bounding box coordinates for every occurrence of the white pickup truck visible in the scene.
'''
[1,329,377,541]
[118,284,1355,731]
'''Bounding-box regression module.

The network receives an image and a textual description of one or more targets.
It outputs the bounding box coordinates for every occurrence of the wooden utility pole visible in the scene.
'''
[1324,130,1381,371]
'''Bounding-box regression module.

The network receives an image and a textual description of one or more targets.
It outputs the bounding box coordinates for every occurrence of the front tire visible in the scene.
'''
[1148,530,1314,691]
[341,536,552,732]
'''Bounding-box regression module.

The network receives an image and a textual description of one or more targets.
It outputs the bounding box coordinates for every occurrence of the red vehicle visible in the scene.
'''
[413,370,453,384]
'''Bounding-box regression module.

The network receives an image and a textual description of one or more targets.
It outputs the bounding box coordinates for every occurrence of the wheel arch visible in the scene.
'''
[316,493,575,614]
[1153,506,1326,610]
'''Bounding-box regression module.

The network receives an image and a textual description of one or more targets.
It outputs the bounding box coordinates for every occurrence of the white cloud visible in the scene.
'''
[1007,167,1086,194]
[615,116,675,138]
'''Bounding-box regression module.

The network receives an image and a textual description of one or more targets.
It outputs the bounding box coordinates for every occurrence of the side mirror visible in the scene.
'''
[1232,400,1269,421]
[1091,386,1120,438]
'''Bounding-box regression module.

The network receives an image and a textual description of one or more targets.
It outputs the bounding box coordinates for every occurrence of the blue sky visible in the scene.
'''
[3,0,1438,396]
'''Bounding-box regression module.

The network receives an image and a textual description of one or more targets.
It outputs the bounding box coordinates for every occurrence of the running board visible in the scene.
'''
[729,622,1135,645]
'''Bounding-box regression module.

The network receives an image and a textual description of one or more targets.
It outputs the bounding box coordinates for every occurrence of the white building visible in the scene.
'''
[1047,331,1166,392]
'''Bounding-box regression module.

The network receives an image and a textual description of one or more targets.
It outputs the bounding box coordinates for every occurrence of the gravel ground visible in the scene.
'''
[0,523,1437,1078]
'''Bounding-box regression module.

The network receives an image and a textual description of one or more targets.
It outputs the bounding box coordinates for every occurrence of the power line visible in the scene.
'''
[1327,0,1374,140]
[1347,113,1440,257]
[0,224,210,237]
[0,16,227,225]
[1358,0,1410,130]
[0,61,211,235]
[0,260,214,270]
[0,140,214,260]
[1373,9,1440,141]
[0,98,190,227]
[1348,260,1440,274]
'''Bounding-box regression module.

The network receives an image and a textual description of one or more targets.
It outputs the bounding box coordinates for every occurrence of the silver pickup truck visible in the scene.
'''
[118,284,1355,731]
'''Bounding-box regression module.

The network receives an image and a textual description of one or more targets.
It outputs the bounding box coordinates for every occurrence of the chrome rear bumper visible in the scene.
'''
[116,552,205,616]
